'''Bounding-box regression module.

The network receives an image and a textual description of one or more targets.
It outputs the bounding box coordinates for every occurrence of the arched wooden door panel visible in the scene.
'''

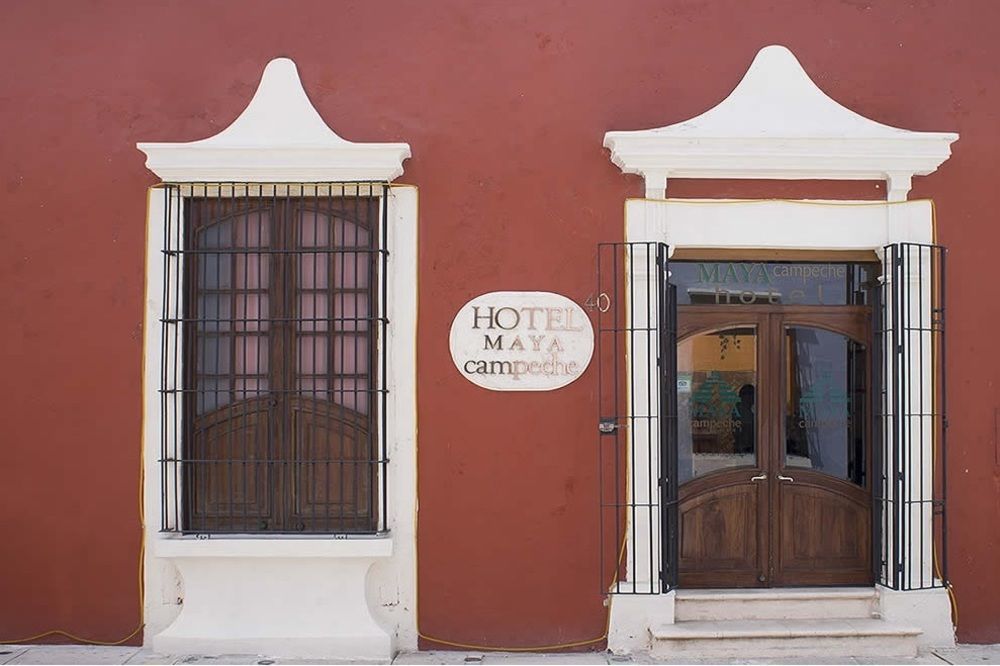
[289,397,374,531]
[676,316,771,587]
[772,316,872,585]
[187,397,275,531]
[679,473,770,587]
[774,479,872,585]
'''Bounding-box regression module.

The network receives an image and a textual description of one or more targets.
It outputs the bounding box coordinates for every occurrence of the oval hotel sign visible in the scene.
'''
[449,291,595,391]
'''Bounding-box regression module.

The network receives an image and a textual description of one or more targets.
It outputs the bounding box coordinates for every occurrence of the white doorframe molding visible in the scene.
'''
[607,197,954,651]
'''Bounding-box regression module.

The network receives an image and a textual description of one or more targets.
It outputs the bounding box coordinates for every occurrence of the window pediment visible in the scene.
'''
[604,45,958,200]
[137,58,410,183]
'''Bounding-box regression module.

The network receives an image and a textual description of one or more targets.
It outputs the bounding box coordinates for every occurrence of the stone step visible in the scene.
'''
[674,587,879,621]
[650,618,921,659]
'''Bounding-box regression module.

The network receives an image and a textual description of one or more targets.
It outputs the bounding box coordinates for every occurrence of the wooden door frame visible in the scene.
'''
[676,304,874,588]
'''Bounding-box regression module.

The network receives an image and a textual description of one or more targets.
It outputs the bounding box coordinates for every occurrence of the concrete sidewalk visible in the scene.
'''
[2,645,1000,665]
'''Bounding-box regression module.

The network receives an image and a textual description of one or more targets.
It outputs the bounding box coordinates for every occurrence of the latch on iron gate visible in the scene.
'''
[599,418,618,434]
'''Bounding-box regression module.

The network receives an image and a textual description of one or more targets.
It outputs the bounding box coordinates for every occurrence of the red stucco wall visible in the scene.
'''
[1,0,998,647]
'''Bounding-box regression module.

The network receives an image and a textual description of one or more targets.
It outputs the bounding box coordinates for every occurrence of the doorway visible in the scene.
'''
[675,305,872,588]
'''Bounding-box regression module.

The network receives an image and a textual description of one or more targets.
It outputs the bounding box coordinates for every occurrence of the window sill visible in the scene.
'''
[154,534,393,559]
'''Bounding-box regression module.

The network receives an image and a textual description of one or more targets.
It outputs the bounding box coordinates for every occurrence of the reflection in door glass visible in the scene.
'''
[785,327,866,485]
[678,327,756,483]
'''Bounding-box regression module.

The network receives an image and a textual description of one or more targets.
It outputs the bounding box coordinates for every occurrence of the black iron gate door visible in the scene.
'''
[596,242,677,594]
[873,242,948,591]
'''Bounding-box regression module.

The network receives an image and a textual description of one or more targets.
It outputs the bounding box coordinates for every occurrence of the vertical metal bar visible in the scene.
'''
[380,184,389,533]
[355,187,363,531]
[880,255,887,585]
[323,188,331,534]
[918,245,925,588]
[224,189,234,532]
[173,185,182,531]
[895,244,903,588]
[594,243,607,595]
[656,242,677,592]
[281,187,289,532]
[179,184,189,532]
[656,243,664,591]
[939,246,948,586]
[629,244,638,592]
[646,243,653,592]
[879,247,896,588]
[265,186,275,531]
[612,243,621,593]
[160,185,171,531]
[904,243,913,589]
[872,273,883,585]
[597,244,605,593]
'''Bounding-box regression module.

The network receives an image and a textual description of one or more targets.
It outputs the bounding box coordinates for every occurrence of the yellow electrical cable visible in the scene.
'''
[2,192,958,651]
[419,192,628,651]
[419,196,945,651]
[0,401,145,645]
[417,534,629,652]
[927,200,959,627]
[928,197,958,628]
[1,190,151,647]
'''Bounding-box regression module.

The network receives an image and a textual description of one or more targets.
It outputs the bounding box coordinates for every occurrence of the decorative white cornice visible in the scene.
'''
[604,45,958,200]
[138,58,411,183]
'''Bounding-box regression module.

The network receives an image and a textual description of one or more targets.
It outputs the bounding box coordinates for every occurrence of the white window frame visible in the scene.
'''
[137,58,417,660]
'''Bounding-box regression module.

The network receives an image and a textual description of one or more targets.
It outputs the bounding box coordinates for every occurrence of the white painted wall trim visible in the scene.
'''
[604,46,958,199]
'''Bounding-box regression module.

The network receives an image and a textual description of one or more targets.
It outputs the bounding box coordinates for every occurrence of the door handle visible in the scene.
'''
[777,474,794,483]
[750,473,767,481]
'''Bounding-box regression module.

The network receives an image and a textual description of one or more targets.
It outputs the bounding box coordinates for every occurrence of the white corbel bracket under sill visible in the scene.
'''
[152,536,394,660]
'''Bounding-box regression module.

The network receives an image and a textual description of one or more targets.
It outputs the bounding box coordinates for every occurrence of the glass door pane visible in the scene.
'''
[678,327,757,483]
[784,326,867,485]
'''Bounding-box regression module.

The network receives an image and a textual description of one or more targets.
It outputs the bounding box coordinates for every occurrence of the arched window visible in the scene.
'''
[179,190,383,533]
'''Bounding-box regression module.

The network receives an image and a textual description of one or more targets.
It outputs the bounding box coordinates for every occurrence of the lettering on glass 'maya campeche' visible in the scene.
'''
[449,291,595,391]
[692,262,848,305]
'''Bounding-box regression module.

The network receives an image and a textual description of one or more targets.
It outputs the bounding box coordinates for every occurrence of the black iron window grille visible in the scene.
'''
[159,183,389,535]
[874,242,948,590]
[597,242,678,594]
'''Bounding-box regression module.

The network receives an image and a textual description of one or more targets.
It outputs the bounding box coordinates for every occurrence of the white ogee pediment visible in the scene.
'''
[604,45,958,199]
[138,58,410,183]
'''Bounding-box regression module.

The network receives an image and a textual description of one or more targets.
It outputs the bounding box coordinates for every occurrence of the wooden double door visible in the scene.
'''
[676,306,872,587]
